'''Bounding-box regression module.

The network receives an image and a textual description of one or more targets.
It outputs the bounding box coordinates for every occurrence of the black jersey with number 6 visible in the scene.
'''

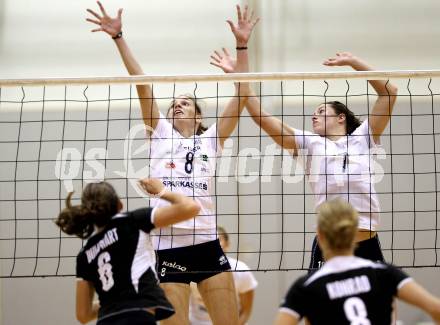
[76,207,174,321]
[280,256,411,325]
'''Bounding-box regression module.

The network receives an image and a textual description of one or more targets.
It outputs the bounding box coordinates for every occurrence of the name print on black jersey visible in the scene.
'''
[326,275,371,299]
[85,228,119,263]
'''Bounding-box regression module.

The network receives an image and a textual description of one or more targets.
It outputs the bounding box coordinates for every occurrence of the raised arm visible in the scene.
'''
[211,5,259,147]
[211,55,298,152]
[246,92,299,153]
[323,52,398,142]
[211,11,297,152]
[86,1,160,131]
[138,178,200,228]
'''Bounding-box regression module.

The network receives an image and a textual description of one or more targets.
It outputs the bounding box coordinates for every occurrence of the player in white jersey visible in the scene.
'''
[86,2,259,324]
[240,52,399,269]
[55,178,200,325]
[274,199,440,325]
[189,226,258,325]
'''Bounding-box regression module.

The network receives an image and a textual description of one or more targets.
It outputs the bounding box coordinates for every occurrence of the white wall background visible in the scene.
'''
[1,1,440,325]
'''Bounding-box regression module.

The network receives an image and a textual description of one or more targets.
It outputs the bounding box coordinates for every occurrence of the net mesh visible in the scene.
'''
[1,73,439,277]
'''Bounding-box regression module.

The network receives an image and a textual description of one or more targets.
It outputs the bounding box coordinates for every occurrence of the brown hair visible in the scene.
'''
[168,94,208,135]
[325,101,362,135]
[55,182,120,239]
[317,199,358,251]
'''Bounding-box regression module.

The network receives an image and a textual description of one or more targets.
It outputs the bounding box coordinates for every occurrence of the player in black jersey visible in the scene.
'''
[55,178,200,325]
[274,199,440,325]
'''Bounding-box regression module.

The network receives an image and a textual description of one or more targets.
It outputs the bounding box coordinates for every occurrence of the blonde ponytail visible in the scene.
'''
[317,199,358,251]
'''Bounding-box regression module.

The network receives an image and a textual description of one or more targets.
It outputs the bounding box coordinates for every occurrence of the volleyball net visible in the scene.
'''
[1,71,440,277]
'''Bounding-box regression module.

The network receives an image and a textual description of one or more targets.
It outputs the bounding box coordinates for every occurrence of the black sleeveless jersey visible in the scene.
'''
[76,207,174,321]
[280,256,410,325]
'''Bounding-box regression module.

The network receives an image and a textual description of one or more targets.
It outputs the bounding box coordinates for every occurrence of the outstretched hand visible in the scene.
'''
[227,4,260,46]
[323,52,359,67]
[86,1,122,38]
[210,48,237,73]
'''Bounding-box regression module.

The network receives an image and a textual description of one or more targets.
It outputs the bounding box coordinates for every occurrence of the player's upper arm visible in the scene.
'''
[245,96,300,153]
[136,84,161,131]
[130,204,200,232]
[397,280,440,322]
[153,200,200,229]
[369,83,398,142]
[261,114,299,152]
[130,207,156,233]
[273,310,299,325]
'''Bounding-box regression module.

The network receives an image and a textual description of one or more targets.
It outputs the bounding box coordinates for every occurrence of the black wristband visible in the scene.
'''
[112,31,123,40]
[236,46,248,50]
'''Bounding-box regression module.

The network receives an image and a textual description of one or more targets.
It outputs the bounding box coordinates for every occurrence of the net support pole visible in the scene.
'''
[0,0,4,49]
[0,275,3,325]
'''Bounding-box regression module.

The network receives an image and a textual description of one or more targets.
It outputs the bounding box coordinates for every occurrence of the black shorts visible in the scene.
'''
[97,310,156,325]
[156,239,230,284]
[309,234,384,271]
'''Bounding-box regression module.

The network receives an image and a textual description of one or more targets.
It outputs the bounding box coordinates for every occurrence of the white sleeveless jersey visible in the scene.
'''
[149,113,220,231]
[294,120,381,230]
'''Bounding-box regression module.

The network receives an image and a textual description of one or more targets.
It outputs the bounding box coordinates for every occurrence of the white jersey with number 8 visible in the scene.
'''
[149,113,220,231]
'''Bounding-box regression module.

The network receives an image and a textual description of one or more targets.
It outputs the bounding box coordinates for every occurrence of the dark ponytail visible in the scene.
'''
[55,182,120,239]
[327,101,362,135]
[55,192,94,239]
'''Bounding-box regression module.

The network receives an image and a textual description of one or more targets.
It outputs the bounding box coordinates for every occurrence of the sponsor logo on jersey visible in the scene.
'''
[183,145,201,153]
[162,261,187,272]
[162,180,208,190]
[219,255,228,265]
[200,154,208,162]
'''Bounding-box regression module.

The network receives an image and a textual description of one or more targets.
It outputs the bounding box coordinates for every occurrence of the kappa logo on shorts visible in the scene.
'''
[219,256,228,265]
[162,260,187,272]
